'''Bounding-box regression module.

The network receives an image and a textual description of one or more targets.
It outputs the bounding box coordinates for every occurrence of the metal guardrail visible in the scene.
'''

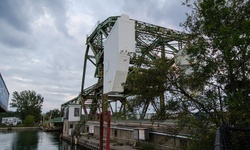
[214,125,250,150]
[81,113,178,127]
[61,82,102,108]
[82,81,102,96]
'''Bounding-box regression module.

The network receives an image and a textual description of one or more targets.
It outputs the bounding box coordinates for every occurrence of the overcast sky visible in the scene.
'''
[0,0,190,113]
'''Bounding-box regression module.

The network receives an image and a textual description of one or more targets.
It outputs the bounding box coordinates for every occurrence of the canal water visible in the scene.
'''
[0,129,90,150]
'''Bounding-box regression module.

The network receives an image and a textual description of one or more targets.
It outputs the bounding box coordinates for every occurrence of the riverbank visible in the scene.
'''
[0,126,40,130]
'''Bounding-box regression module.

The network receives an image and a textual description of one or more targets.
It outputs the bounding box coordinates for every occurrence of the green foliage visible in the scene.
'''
[137,142,156,150]
[119,1,249,149]
[177,0,250,149]
[182,0,250,124]
[44,109,61,121]
[23,115,35,126]
[10,90,44,122]
[178,114,217,150]
[124,58,175,118]
[126,59,170,96]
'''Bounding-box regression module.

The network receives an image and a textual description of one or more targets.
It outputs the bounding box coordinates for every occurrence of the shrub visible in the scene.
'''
[23,115,35,126]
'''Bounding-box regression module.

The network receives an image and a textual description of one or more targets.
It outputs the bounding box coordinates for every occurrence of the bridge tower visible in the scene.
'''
[62,14,186,120]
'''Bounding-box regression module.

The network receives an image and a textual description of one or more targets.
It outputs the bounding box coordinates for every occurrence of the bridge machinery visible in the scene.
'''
[62,14,186,120]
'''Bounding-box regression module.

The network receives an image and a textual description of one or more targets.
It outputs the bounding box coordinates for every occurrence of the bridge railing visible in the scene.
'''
[214,125,250,150]
[81,113,177,126]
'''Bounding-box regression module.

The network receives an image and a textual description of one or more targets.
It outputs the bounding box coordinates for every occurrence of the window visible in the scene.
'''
[74,108,80,116]
[114,129,117,137]
[65,107,69,120]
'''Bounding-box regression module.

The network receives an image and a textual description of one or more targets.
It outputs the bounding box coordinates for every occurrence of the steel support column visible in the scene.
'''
[106,111,111,150]
[99,112,104,150]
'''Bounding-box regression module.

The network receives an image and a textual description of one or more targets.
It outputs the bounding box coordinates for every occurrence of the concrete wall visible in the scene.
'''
[63,120,79,137]
[84,123,188,149]
[90,125,134,144]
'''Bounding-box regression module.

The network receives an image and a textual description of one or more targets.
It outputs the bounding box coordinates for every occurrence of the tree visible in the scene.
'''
[44,109,61,121]
[23,115,35,126]
[10,90,44,123]
[182,0,250,124]
[177,0,250,149]
[124,58,175,119]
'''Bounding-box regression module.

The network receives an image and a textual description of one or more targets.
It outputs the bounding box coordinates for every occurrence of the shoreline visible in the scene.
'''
[0,126,40,130]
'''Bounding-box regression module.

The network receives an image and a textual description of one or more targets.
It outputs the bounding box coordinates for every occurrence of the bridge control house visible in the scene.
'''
[62,104,81,137]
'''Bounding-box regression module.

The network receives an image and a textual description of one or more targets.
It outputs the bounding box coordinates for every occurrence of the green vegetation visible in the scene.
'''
[178,0,250,149]
[23,115,35,127]
[43,109,61,121]
[124,0,250,149]
[10,90,44,123]
[136,142,156,150]
[42,109,61,127]
[1,91,62,128]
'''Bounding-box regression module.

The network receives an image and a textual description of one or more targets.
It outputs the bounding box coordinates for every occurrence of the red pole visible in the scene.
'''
[106,111,111,150]
[100,112,103,150]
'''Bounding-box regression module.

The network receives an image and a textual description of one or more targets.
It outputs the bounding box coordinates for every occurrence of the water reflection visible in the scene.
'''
[0,130,90,150]
[12,130,39,150]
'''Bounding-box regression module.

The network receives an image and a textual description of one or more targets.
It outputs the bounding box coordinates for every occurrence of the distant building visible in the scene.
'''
[0,73,9,112]
[1,117,22,125]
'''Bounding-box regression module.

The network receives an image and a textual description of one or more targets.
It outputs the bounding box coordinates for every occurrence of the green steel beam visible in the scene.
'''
[87,56,96,66]
[63,15,187,118]
[81,45,90,94]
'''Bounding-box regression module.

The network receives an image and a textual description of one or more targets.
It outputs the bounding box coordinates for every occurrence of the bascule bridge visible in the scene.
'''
[61,14,186,118]
[61,14,189,149]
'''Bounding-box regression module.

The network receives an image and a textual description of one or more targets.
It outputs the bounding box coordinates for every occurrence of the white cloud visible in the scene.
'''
[12,77,33,82]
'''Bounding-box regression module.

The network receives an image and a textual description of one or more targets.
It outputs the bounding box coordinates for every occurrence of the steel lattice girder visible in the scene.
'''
[77,15,187,116]
[82,16,186,90]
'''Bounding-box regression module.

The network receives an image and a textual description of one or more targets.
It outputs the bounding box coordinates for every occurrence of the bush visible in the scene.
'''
[0,124,7,127]
[137,142,155,150]
[23,115,35,126]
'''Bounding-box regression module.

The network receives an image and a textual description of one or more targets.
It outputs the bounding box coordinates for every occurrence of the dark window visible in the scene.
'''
[74,108,80,116]
[65,107,69,120]
[114,130,117,137]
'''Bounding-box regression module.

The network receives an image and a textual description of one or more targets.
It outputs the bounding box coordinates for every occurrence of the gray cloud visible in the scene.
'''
[0,0,71,48]
[0,0,190,113]
[121,0,189,30]
[42,0,71,38]
[0,0,31,32]
[0,20,33,48]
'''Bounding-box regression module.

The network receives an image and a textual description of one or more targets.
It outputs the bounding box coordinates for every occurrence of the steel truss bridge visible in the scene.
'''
[61,15,186,120]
